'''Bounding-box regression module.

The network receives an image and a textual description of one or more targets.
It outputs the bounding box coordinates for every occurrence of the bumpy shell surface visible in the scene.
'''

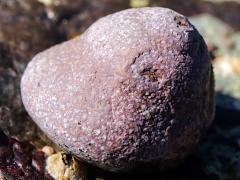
[21,7,214,172]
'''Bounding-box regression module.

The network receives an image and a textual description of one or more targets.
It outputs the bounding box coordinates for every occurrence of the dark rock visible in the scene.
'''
[0,129,53,180]
[58,0,130,39]
[43,0,85,22]
[21,7,214,172]
[0,43,21,109]
[0,42,53,147]
[0,0,61,62]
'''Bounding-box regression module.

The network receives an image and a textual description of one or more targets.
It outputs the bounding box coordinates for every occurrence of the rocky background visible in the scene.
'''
[0,0,240,179]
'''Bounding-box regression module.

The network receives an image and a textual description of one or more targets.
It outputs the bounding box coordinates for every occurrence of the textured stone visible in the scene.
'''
[0,129,53,179]
[46,152,85,180]
[0,42,21,109]
[21,7,214,172]
[190,14,240,110]
[0,42,53,147]
[0,0,61,61]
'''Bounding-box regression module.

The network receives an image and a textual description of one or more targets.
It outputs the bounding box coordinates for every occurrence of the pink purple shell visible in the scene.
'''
[21,7,214,172]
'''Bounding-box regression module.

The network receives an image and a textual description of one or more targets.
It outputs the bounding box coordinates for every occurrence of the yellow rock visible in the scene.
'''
[231,58,240,76]
[46,152,83,180]
[42,146,55,156]
[130,0,149,7]
[214,55,240,77]
[38,0,53,6]
[67,32,82,40]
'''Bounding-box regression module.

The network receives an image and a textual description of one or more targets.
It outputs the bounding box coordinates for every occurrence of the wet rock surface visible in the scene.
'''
[0,129,53,180]
[21,7,214,172]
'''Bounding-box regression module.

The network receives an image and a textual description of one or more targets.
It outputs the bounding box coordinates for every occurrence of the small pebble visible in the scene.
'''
[46,152,84,180]
[42,146,55,156]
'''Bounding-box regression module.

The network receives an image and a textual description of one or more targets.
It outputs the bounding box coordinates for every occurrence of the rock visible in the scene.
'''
[0,42,21,109]
[0,42,53,147]
[0,129,88,179]
[21,7,214,172]
[190,14,240,58]
[130,0,149,7]
[46,152,86,179]
[0,0,61,61]
[42,146,55,156]
[0,129,53,179]
[190,14,240,110]
[58,0,130,40]
[214,56,240,110]
[39,0,85,22]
